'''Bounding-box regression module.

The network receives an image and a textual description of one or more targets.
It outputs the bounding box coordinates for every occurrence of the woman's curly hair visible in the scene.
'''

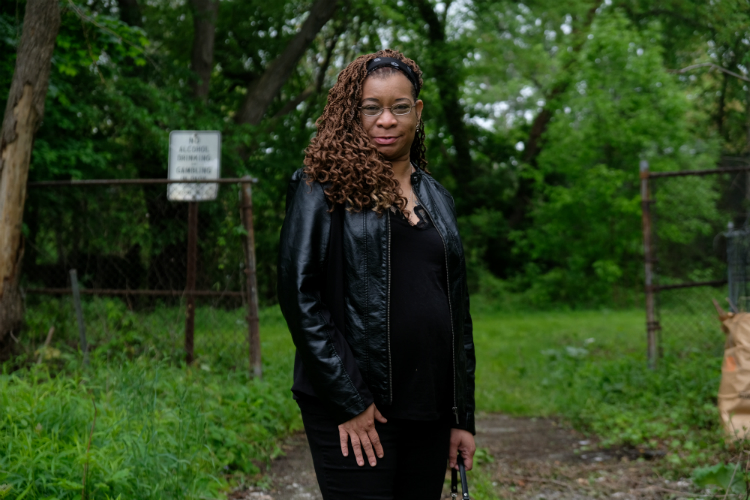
[303,49,428,215]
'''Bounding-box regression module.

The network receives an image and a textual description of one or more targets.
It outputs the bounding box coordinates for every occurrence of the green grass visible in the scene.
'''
[474,309,647,415]
[474,308,724,465]
[21,296,256,370]
[468,306,726,499]
[1,298,730,498]
[1,304,300,500]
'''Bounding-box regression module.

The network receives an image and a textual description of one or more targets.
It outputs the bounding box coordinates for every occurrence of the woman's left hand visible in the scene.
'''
[448,429,476,470]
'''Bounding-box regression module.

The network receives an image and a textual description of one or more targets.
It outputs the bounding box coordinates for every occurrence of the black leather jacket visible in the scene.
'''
[278,167,476,434]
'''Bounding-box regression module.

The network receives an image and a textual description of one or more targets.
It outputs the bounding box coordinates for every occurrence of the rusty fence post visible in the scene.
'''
[240,176,262,379]
[185,201,198,365]
[640,160,660,370]
[69,269,89,366]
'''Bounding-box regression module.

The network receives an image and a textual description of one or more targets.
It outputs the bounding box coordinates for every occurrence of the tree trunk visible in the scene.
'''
[0,0,60,340]
[190,0,219,100]
[414,0,474,193]
[234,0,339,126]
[117,0,142,27]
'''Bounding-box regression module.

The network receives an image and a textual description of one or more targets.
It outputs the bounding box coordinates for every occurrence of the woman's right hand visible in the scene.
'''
[338,403,387,467]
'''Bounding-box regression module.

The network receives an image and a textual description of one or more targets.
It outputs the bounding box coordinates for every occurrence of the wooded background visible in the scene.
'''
[2,0,749,313]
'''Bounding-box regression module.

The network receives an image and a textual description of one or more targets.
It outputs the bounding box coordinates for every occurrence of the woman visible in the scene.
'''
[278,49,476,499]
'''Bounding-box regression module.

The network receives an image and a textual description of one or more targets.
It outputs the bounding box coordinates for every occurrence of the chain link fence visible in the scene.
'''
[20,179,260,373]
[644,161,750,362]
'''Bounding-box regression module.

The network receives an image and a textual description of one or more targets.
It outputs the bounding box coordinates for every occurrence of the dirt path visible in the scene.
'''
[231,414,694,499]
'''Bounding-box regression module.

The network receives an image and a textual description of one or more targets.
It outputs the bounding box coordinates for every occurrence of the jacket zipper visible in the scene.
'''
[386,212,393,404]
[414,192,459,424]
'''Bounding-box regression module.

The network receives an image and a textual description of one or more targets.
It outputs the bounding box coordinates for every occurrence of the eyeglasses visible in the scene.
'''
[358,103,416,117]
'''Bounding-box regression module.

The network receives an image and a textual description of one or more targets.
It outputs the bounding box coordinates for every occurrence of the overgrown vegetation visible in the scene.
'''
[470,284,745,497]
[1,304,300,500]
[475,299,724,461]
[2,294,736,498]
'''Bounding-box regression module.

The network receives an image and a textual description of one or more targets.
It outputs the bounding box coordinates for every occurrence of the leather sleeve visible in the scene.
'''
[448,192,476,435]
[457,251,476,435]
[278,169,373,422]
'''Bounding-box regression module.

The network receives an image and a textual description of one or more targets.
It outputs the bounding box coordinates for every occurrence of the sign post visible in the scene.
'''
[185,202,198,365]
[168,131,221,365]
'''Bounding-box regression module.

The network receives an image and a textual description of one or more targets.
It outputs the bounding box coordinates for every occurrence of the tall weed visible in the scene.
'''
[1,306,301,499]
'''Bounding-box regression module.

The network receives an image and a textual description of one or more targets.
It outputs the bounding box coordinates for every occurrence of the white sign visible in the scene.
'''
[167,130,221,201]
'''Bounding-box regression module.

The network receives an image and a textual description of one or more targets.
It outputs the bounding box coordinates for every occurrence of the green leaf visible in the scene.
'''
[14,483,33,500]
[108,468,132,483]
[692,463,746,495]
[54,478,84,490]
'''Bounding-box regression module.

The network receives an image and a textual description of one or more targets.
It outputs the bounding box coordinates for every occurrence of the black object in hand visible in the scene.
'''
[450,453,470,500]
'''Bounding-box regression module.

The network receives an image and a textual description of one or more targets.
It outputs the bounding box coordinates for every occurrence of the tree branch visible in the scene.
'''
[669,62,750,83]
[440,0,453,26]
[506,0,602,229]
[272,88,314,119]
[234,0,339,126]
[271,22,343,120]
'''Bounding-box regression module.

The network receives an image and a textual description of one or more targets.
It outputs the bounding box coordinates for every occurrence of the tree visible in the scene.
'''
[412,0,475,194]
[234,0,339,126]
[0,0,60,341]
[3,0,739,311]
[510,0,601,228]
[190,0,219,99]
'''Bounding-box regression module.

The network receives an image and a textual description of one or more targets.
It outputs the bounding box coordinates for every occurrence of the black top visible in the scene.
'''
[380,207,453,420]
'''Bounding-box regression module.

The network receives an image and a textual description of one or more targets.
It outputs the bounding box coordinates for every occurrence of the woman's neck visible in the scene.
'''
[391,156,412,190]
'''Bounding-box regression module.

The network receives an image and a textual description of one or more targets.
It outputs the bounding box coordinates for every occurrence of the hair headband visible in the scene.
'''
[366,57,421,95]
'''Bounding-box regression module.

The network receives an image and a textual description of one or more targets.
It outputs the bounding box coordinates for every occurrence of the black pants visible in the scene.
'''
[298,399,452,500]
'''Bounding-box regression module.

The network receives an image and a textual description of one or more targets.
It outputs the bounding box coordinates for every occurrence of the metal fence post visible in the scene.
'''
[240,177,262,379]
[69,269,89,366]
[640,160,660,369]
[185,201,198,365]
